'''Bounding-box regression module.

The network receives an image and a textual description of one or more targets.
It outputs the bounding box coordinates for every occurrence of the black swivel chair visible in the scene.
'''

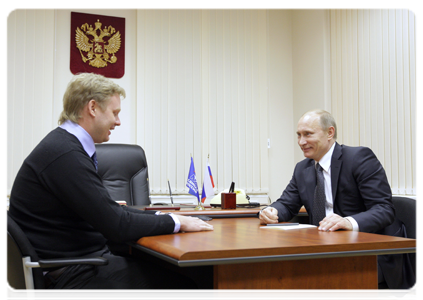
[391,196,416,275]
[95,143,151,206]
[7,212,108,289]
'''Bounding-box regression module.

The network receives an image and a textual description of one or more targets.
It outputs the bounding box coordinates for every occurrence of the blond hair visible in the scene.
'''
[58,73,126,124]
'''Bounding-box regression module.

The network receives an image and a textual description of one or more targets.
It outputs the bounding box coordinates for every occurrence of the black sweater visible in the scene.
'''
[9,128,175,259]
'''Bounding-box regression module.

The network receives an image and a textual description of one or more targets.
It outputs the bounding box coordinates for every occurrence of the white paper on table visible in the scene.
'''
[260,224,317,230]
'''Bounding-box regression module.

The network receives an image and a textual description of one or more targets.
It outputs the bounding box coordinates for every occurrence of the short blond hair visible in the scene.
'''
[58,73,126,124]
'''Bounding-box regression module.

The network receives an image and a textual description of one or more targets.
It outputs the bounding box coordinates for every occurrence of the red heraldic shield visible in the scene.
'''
[70,12,125,78]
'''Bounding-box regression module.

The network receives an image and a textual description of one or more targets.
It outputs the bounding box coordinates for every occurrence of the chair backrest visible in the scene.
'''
[392,197,420,282]
[95,143,151,206]
[392,197,420,239]
[7,212,45,289]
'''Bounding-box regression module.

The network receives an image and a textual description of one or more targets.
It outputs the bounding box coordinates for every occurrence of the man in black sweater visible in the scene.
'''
[8,73,213,289]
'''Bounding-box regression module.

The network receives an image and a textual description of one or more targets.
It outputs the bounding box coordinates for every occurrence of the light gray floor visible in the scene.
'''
[379,286,420,300]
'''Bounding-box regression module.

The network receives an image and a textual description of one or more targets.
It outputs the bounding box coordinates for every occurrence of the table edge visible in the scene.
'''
[130,243,416,267]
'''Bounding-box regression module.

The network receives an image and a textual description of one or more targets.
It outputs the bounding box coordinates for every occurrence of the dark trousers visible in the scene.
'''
[44,247,197,289]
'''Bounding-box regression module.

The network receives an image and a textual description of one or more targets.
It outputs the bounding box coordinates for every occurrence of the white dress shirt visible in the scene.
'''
[317,142,359,231]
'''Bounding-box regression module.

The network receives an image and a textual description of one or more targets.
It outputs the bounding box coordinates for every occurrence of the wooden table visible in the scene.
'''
[133,218,415,289]
[136,204,308,218]
[134,205,263,217]
[173,207,262,218]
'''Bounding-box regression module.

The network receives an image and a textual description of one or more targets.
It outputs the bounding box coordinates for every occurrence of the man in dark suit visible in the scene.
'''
[259,109,414,288]
[9,73,213,289]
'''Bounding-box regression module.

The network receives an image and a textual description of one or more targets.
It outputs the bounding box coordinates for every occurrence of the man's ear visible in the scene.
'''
[87,100,97,117]
[327,126,335,139]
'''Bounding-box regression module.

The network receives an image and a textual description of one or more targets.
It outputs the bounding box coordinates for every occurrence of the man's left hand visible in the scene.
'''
[318,213,353,231]
[176,215,214,232]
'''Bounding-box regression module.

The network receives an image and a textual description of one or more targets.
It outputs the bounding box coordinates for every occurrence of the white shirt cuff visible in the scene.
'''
[344,216,359,231]
[155,211,181,233]
[169,213,181,233]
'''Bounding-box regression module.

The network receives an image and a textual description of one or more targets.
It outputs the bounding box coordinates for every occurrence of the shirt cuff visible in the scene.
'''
[168,213,181,233]
[155,211,181,233]
[344,216,359,231]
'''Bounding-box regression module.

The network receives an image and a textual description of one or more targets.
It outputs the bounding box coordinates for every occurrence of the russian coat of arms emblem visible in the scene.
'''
[75,19,121,68]
[70,12,125,78]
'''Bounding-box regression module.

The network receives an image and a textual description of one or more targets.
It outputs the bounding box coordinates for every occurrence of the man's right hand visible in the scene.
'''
[175,215,214,232]
[259,207,279,225]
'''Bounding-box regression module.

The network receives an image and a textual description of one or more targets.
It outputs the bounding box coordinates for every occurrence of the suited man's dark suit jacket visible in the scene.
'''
[270,142,415,288]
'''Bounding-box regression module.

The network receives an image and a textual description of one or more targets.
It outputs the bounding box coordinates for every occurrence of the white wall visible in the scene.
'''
[329,10,416,195]
[267,10,295,203]
[135,10,273,195]
[7,10,55,194]
[7,9,298,204]
[7,9,415,203]
[291,10,332,163]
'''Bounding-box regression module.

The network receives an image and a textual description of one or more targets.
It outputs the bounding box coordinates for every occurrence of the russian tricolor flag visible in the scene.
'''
[201,158,215,203]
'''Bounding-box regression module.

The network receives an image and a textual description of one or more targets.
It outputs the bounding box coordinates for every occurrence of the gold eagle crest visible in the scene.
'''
[75,19,121,68]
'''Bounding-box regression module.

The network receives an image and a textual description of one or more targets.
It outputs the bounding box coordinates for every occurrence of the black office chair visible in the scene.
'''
[95,143,151,206]
[392,196,416,274]
[7,212,108,289]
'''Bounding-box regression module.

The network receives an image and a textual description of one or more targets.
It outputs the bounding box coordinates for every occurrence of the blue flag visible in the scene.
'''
[186,157,200,203]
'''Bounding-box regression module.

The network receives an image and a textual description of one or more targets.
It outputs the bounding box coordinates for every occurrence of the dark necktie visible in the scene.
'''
[312,163,326,226]
[91,152,98,171]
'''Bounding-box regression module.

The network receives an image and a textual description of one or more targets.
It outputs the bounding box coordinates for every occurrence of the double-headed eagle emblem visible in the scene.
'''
[75,19,121,68]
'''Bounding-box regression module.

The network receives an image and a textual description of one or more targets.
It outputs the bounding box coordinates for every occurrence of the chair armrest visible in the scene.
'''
[37,257,108,269]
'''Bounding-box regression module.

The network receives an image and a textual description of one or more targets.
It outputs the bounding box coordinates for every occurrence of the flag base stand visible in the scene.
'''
[194,203,205,210]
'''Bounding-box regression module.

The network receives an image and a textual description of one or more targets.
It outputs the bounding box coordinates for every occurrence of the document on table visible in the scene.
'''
[260,224,317,230]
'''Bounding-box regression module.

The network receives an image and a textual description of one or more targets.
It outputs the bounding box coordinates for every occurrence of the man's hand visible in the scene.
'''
[259,207,279,225]
[175,215,214,232]
[318,213,353,231]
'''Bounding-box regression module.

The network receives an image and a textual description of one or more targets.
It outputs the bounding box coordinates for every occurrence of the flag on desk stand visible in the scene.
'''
[201,156,215,203]
[186,156,200,204]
